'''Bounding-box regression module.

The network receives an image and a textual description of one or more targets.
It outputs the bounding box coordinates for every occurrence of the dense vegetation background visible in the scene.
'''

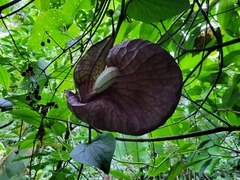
[0,0,240,179]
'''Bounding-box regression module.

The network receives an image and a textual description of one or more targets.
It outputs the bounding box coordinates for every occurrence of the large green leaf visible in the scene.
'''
[62,0,81,26]
[217,0,240,37]
[222,84,240,108]
[126,0,190,23]
[0,64,10,90]
[28,10,70,51]
[71,133,116,174]
[10,109,42,127]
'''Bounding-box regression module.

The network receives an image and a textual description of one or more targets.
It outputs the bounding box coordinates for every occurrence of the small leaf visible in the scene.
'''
[0,64,10,90]
[71,133,116,174]
[126,0,190,23]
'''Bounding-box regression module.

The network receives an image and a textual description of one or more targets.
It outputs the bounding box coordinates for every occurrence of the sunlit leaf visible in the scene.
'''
[0,64,10,90]
[34,0,50,11]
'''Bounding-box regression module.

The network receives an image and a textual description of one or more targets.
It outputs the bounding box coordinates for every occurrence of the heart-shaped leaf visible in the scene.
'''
[71,133,116,174]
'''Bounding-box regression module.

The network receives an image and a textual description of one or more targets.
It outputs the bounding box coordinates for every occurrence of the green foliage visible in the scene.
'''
[71,133,116,174]
[126,0,190,23]
[0,0,240,179]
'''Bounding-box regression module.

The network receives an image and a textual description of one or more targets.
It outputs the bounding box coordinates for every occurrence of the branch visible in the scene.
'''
[0,0,21,12]
[0,0,34,19]
[115,126,240,142]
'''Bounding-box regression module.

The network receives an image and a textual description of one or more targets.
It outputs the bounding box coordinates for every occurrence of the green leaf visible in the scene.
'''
[0,98,13,111]
[209,72,229,84]
[28,10,70,51]
[199,158,212,178]
[126,0,190,23]
[71,133,116,174]
[34,0,50,11]
[223,50,240,68]
[139,23,160,41]
[188,85,202,96]
[0,64,10,89]
[6,94,30,108]
[10,109,42,127]
[51,122,66,136]
[197,140,210,150]
[227,111,240,126]
[168,161,183,180]
[0,148,32,180]
[19,139,35,150]
[148,157,170,177]
[51,150,70,161]
[178,143,194,153]
[49,172,66,180]
[62,0,81,26]
[110,170,131,180]
[47,104,72,120]
[222,84,240,108]
[218,0,240,37]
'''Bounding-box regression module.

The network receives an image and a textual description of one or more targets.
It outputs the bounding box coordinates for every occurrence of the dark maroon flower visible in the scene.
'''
[66,37,182,135]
